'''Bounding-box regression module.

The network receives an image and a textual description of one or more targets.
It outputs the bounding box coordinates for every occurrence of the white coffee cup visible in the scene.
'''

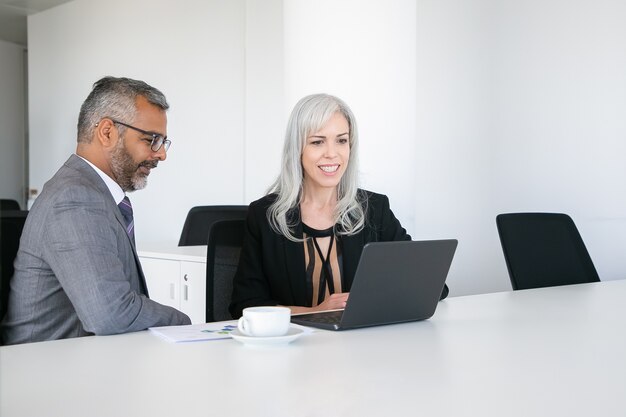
[237,306,291,337]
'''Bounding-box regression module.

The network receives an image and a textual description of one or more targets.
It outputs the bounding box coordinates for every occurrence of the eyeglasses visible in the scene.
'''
[110,119,171,152]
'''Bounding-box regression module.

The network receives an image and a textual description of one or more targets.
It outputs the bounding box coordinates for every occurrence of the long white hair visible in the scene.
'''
[267,93,366,242]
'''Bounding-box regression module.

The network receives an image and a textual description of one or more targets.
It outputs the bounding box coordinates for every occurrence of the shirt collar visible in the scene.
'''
[76,154,126,205]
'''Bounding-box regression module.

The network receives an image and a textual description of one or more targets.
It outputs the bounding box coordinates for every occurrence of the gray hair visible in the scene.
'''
[77,76,169,143]
[267,93,366,242]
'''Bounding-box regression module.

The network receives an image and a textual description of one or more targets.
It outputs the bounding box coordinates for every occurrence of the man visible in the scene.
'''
[1,76,190,345]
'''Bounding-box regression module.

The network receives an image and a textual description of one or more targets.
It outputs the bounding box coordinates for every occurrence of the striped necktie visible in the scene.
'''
[118,196,135,243]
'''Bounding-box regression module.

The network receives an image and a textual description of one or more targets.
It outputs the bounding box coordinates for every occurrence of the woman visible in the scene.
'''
[229,94,448,318]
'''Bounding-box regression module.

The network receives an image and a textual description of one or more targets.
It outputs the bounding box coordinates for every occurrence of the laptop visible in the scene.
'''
[291,239,458,330]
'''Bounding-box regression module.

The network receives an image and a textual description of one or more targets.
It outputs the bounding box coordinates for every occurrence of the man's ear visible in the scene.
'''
[95,118,118,149]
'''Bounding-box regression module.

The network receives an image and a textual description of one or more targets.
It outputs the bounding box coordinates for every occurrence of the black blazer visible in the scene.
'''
[229,190,449,318]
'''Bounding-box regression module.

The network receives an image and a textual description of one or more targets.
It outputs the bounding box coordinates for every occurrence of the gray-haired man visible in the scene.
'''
[1,76,190,345]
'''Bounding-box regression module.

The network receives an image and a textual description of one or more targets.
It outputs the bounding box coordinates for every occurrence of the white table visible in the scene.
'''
[2,280,625,417]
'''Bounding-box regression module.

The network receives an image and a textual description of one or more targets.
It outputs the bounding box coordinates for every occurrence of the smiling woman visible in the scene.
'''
[301,112,351,200]
[229,93,450,319]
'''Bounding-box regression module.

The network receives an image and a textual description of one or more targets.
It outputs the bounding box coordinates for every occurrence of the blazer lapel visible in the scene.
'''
[283,219,308,306]
[68,155,150,297]
[111,204,149,296]
[340,229,366,291]
[130,244,149,296]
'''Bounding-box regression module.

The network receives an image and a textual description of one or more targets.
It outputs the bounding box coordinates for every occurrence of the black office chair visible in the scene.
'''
[496,213,600,290]
[0,199,20,211]
[178,205,248,246]
[1,210,28,323]
[205,219,246,322]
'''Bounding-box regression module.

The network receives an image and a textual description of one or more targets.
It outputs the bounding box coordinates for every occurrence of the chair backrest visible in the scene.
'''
[1,210,29,322]
[0,199,20,211]
[178,205,248,246]
[496,212,600,290]
[205,219,246,322]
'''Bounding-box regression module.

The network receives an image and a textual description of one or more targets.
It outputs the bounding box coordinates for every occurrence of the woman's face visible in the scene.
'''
[301,112,350,193]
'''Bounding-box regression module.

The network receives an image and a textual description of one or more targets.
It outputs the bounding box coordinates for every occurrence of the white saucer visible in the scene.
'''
[230,326,304,346]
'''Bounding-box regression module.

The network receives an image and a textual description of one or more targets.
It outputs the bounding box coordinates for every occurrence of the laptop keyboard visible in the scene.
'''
[292,310,344,324]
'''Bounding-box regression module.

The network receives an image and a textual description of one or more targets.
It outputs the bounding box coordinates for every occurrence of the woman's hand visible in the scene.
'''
[314,292,349,312]
[286,292,350,315]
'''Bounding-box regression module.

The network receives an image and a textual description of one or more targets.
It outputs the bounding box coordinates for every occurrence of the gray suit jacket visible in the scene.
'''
[1,155,190,345]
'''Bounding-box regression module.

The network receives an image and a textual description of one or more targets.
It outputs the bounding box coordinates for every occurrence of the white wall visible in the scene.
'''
[417,0,509,295]
[0,39,26,208]
[284,0,419,235]
[417,0,626,295]
[27,0,626,297]
[28,0,248,243]
[244,0,285,201]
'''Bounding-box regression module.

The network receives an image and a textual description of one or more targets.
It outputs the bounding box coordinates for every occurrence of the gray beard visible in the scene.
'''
[110,136,153,192]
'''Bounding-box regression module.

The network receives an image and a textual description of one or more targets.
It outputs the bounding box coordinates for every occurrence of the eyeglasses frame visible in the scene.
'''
[108,118,171,152]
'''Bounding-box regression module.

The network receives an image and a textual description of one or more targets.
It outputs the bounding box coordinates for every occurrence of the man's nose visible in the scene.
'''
[154,145,167,161]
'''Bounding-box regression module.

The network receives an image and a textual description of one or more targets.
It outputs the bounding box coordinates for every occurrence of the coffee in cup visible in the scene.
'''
[237,306,291,337]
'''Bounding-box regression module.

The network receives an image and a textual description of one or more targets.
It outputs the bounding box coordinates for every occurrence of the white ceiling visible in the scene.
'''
[0,0,74,46]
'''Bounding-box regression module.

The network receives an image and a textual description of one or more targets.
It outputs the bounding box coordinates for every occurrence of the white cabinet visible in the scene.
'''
[141,257,180,310]
[138,244,207,324]
[179,261,207,323]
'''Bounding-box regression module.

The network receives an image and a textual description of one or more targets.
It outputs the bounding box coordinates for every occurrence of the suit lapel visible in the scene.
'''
[67,155,149,296]
[340,229,366,291]
[111,206,149,296]
[130,244,149,296]
[283,216,308,306]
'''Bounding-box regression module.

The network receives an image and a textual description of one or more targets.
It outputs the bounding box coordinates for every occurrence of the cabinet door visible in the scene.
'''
[140,257,181,310]
[179,261,207,324]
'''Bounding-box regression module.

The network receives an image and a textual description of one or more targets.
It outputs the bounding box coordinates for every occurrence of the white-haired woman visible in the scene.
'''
[229,94,448,318]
